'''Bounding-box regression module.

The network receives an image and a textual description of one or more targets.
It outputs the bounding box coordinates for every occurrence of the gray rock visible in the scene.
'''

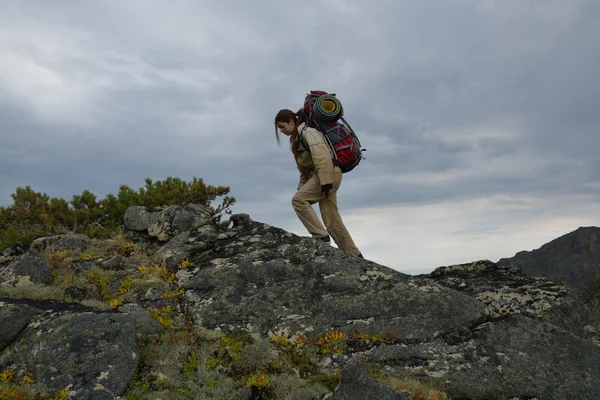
[100,255,124,271]
[426,260,592,336]
[449,316,600,400]
[581,276,600,329]
[56,233,90,251]
[0,310,139,400]
[118,303,162,335]
[330,362,408,400]
[123,206,161,231]
[0,302,36,351]
[230,213,253,229]
[0,250,53,286]
[72,259,96,272]
[1,242,30,258]
[193,224,219,243]
[363,315,600,400]
[236,386,253,399]
[157,231,212,267]
[147,204,213,241]
[143,287,164,301]
[31,233,90,252]
[125,229,156,244]
[179,218,487,343]
[583,325,600,346]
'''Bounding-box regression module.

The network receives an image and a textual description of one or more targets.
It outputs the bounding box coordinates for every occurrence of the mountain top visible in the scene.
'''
[0,205,598,400]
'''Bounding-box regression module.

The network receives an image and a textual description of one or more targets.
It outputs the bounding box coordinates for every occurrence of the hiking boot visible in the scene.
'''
[313,235,331,243]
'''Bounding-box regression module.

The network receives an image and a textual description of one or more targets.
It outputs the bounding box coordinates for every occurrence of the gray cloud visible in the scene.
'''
[1,0,599,272]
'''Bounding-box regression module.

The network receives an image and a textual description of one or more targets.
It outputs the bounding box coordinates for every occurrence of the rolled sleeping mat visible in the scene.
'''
[312,94,343,121]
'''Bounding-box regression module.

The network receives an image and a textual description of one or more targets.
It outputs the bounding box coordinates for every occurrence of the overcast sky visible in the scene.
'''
[1,0,599,274]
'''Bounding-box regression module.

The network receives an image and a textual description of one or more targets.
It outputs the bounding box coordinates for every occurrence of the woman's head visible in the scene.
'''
[274,109,306,157]
[274,109,297,141]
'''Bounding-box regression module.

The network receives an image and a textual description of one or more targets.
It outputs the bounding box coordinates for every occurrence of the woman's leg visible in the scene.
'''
[292,175,328,237]
[319,169,361,256]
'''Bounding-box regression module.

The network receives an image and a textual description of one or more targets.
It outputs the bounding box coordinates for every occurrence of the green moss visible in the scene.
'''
[206,379,219,389]
[206,356,228,369]
[182,353,200,378]
[307,374,340,392]
[83,266,117,300]
[0,281,67,302]
[378,373,451,400]
[117,275,143,295]
[173,386,190,395]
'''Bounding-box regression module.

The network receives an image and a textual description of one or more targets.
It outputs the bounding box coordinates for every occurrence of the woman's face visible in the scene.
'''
[276,120,295,136]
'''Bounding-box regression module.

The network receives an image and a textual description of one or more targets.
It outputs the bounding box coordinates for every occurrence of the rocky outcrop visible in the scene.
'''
[496,226,600,339]
[1,206,599,399]
[0,300,138,399]
[0,250,53,286]
[123,206,161,232]
[178,215,486,342]
[361,315,600,399]
[31,233,90,252]
[423,260,593,336]
[0,302,36,350]
[581,276,600,330]
[125,204,213,242]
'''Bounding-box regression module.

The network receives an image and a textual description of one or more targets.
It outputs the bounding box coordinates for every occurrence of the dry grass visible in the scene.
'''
[379,375,451,400]
[0,280,68,302]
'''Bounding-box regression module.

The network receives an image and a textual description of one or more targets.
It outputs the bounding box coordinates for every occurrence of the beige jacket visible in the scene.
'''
[295,123,334,190]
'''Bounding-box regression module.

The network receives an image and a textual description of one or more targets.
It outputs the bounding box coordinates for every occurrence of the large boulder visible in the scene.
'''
[156,226,216,267]
[1,242,30,260]
[124,204,213,241]
[0,301,37,351]
[123,206,161,231]
[581,276,600,330]
[178,215,487,343]
[425,260,592,336]
[362,315,600,399]
[117,303,162,335]
[0,250,53,286]
[0,301,139,400]
[31,233,90,252]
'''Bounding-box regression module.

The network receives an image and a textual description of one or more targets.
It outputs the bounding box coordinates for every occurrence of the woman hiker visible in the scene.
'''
[274,108,363,258]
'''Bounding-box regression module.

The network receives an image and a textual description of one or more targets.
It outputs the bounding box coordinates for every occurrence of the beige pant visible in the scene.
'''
[292,168,361,256]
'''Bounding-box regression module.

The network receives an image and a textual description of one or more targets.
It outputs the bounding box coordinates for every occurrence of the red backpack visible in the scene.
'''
[301,90,365,173]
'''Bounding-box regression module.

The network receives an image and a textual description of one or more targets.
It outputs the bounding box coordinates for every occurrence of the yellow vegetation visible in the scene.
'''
[149,306,174,328]
[245,372,270,388]
[19,372,34,386]
[0,369,14,383]
[138,265,175,282]
[316,330,346,355]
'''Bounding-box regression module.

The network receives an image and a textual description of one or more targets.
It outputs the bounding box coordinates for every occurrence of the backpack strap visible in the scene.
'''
[298,124,310,152]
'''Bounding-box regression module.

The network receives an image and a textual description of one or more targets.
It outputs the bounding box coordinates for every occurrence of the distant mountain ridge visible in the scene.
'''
[497,226,600,289]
